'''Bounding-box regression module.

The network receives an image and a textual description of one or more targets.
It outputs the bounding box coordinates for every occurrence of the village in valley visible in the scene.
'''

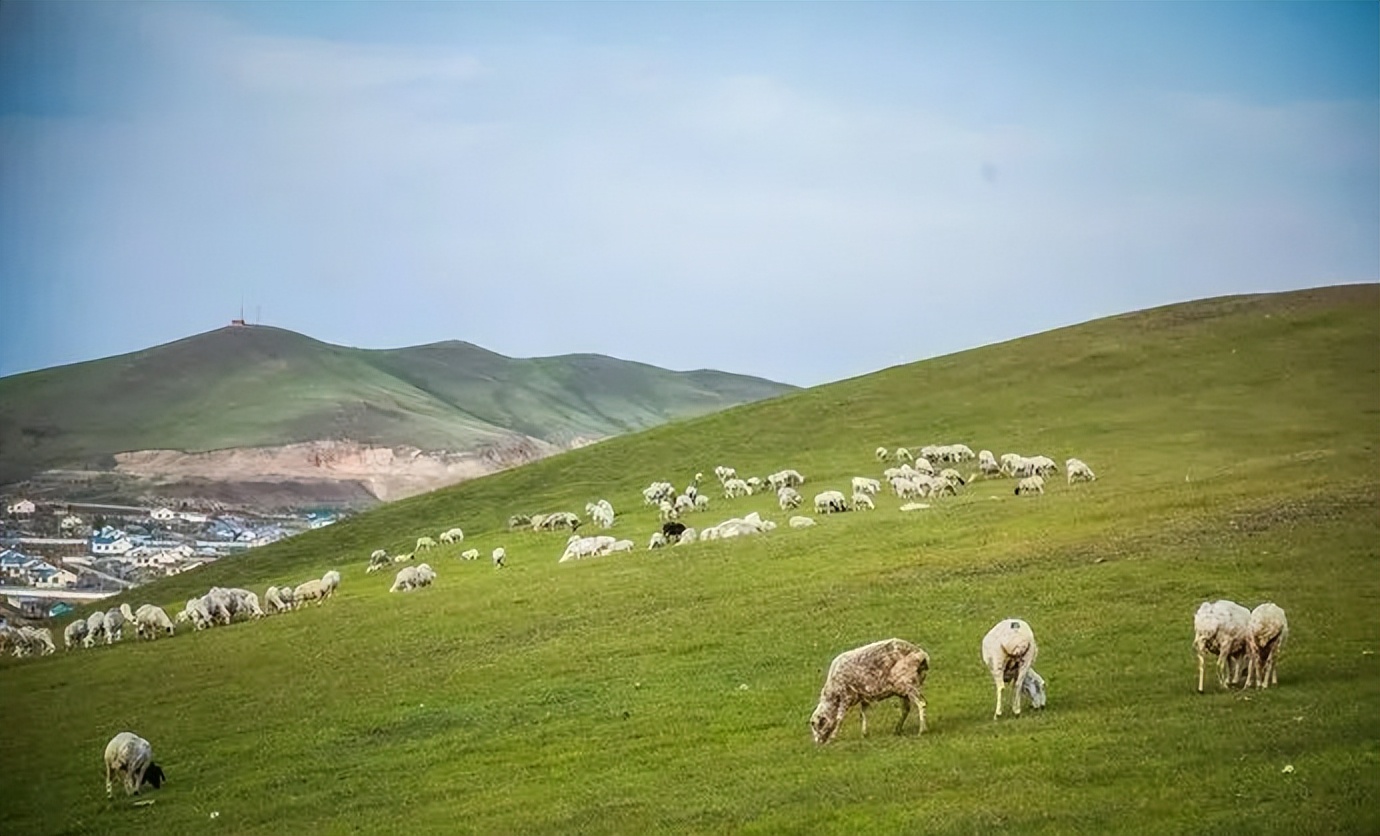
[0,497,340,622]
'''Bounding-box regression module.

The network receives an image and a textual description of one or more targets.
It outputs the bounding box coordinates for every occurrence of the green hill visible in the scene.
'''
[1,284,1376,836]
[0,325,795,486]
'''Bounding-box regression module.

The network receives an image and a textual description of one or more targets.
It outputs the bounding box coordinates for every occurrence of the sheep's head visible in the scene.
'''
[1024,670,1047,709]
[143,762,165,790]
[810,700,841,744]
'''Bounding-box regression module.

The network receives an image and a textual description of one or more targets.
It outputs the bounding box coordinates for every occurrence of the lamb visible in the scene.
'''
[981,619,1047,719]
[83,610,107,648]
[64,619,88,650]
[789,516,816,529]
[852,492,875,511]
[370,548,388,562]
[851,477,881,496]
[415,536,437,551]
[609,539,635,553]
[809,638,929,744]
[392,552,415,564]
[1247,602,1289,689]
[648,531,668,549]
[104,732,165,798]
[875,446,889,462]
[1014,475,1045,496]
[778,486,803,511]
[492,548,507,568]
[367,551,392,573]
[134,605,175,639]
[814,490,849,514]
[894,447,913,463]
[439,527,465,544]
[694,494,710,512]
[713,466,737,485]
[1194,599,1252,692]
[1066,458,1097,485]
[460,548,480,561]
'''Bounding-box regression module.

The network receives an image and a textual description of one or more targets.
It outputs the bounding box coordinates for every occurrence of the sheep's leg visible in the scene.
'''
[858,701,869,737]
[132,763,147,796]
[1197,651,1206,693]
[106,764,114,798]
[993,678,1005,719]
[894,695,911,735]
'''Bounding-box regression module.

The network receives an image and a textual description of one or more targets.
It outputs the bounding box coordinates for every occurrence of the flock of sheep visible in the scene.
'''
[3,437,1294,799]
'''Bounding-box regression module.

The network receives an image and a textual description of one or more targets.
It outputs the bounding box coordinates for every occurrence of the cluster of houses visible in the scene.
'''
[1,499,340,613]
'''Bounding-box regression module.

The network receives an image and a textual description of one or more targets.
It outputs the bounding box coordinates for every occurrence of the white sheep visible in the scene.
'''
[492,548,507,568]
[560,535,616,563]
[390,565,423,592]
[978,450,1001,477]
[64,619,88,650]
[609,539,635,553]
[321,570,341,599]
[851,476,881,496]
[647,532,668,549]
[19,626,56,656]
[788,516,816,529]
[1014,475,1045,496]
[694,494,710,512]
[293,579,328,607]
[778,486,803,511]
[392,552,414,564]
[1066,458,1097,484]
[439,527,465,544]
[179,597,215,629]
[83,610,107,648]
[851,492,875,511]
[103,607,126,644]
[723,478,751,499]
[415,536,437,551]
[367,551,392,573]
[875,446,889,462]
[676,527,698,545]
[894,447,913,463]
[460,548,480,561]
[814,490,849,514]
[809,638,929,744]
[134,605,175,639]
[370,548,387,562]
[104,732,165,798]
[713,466,737,485]
[264,586,294,615]
[981,619,1047,719]
[1194,599,1252,692]
[768,469,806,490]
[1247,602,1288,689]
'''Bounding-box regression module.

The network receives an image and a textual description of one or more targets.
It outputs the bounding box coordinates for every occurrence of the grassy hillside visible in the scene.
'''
[0,327,795,484]
[1,284,1376,836]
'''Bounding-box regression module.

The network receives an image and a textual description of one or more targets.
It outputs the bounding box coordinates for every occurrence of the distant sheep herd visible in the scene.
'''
[0,438,1291,801]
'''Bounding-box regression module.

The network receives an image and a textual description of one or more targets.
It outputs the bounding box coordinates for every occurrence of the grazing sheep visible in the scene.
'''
[293,579,329,607]
[1247,603,1289,689]
[560,535,616,562]
[104,732,165,798]
[723,478,751,499]
[852,492,875,511]
[789,516,816,529]
[981,619,1047,719]
[642,482,676,506]
[610,539,635,553]
[263,586,293,615]
[662,521,687,540]
[814,490,849,514]
[415,536,437,551]
[370,548,387,562]
[1066,458,1097,485]
[978,450,1001,477]
[875,446,889,462]
[492,548,507,568]
[778,486,803,511]
[1014,475,1045,496]
[367,551,392,573]
[809,638,929,744]
[507,513,532,531]
[676,527,698,545]
[648,531,669,549]
[534,512,582,532]
[392,552,415,563]
[586,500,615,529]
[17,626,56,656]
[83,610,107,649]
[439,527,465,544]
[178,597,214,629]
[713,466,737,485]
[321,570,341,600]
[134,605,175,639]
[1194,600,1252,692]
[694,494,710,511]
[390,565,423,592]
[894,447,913,463]
[851,477,881,496]
[64,619,88,650]
[104,608,126,644]
[460,548,480,561]
[899,502,931,511]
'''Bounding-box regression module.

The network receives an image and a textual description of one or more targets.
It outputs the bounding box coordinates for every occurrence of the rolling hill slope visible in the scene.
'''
[0,326,794,503]
[1,284,1376,836]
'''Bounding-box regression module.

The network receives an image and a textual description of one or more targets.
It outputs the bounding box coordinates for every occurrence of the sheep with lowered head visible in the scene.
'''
[1194,599,1252,692]
[981,618,1047,719]
[104,731,165,798]
[810,638,929,744]
[1247,602,1288,689]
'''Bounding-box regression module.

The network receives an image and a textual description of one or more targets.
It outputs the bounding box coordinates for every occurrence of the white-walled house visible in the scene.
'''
[150,507,176,521]
[32,564,79,589]
[6,499,35,515]
[91,529,133,555]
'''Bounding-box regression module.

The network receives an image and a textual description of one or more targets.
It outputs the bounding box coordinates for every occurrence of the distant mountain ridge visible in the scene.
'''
[0,326,795,505]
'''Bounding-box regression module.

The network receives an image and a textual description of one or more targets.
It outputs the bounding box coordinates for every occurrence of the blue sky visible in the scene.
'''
[1,2,1376,386]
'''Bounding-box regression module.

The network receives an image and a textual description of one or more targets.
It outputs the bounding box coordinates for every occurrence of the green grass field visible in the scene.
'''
[1,285,1376,835]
